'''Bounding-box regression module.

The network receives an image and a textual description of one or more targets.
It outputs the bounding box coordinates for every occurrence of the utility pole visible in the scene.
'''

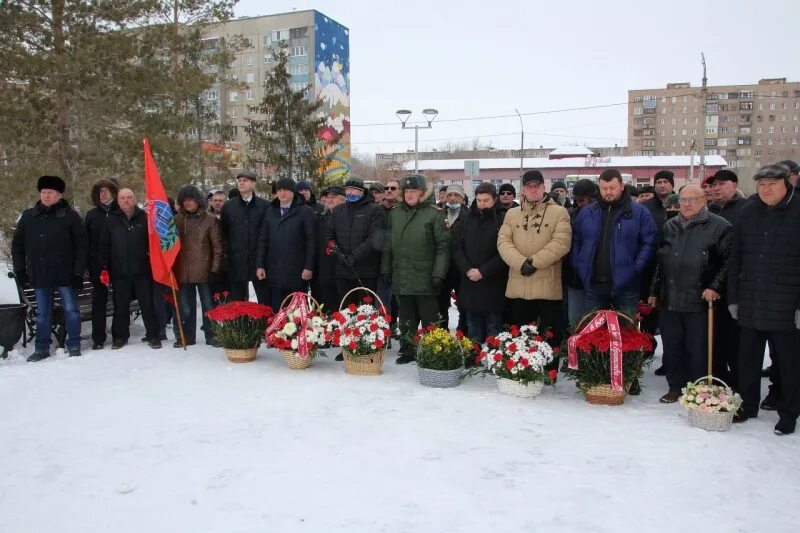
[515,108,524,178]
[689,138,696,181]
[699,53,708,181]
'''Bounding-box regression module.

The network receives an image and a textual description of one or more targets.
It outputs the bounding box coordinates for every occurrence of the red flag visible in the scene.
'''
[143,138,181,288]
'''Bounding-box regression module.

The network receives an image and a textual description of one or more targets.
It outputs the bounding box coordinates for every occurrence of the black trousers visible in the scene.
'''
[738,327,800,420]
[397,295,440,356]
[90,279,109,344]
[111,275,159,341]
[229,279,270,305]
[714,300,739,387]
[336,277,378,308]
[510,299,564,345]
[659,309,707,392]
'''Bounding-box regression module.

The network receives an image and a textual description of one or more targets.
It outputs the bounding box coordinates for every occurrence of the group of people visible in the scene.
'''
[9,158,800,436]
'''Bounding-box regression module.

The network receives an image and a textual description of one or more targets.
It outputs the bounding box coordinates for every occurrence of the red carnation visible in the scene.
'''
[493,353,503,362]
[348,340,357,351]
[348,303,357,312]
[519,357,529,368]
[375,339,384,349]
[507,342,517,352]
[505,359,515,370]
[362,296,373,304]
[545,330,554,339]
[455,330,464,340]
[369,324,378,332]
[548,369,558,381]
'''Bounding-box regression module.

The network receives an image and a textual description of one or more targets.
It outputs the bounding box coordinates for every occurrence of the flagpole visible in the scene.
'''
[170,271,188,350]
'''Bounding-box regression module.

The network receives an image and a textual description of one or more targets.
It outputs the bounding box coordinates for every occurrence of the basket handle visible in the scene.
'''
[692,375,732,390]
[339,286,386,313]
[279,291,322,312]
[575,309,637,332]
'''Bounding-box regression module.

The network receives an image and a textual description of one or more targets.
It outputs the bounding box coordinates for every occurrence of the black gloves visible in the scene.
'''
[520,259,536,277]
[431,277,444,290]
[14,271,29,285]
[380,273,392,286]
[71,274,84,290]
[207,271,222,284]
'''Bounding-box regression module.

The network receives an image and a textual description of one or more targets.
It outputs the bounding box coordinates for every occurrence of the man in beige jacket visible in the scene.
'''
[497,169,572,342]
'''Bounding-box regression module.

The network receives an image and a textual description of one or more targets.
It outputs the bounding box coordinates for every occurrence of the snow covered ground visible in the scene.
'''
[1,275,798,532]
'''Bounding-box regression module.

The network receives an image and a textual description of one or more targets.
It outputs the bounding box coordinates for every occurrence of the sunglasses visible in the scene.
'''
[386,186,398,190]
[499,191,514,196]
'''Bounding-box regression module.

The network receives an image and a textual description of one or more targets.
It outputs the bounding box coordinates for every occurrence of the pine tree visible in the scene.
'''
[246,45,339,190]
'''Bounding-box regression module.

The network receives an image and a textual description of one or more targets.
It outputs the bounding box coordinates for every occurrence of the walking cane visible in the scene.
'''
[707,300,714,385]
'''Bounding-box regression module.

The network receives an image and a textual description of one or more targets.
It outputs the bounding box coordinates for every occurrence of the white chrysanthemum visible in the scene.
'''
[282,322,297,336]
[290,339,298,349]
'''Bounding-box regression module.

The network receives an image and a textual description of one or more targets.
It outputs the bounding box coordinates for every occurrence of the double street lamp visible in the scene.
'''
[396,108,439,173]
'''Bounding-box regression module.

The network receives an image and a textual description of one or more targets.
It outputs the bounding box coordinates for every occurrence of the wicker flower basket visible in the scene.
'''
[418,366,463,388]
[496,378,544,398]
[583,384,626,405]
[685,377,737,432]
[282,349,313,370]
[225,347,257,363]
[344,350,385,376]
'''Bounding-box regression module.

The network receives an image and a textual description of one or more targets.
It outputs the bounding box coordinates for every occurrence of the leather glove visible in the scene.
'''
[380,273,392,286]
[795,310,800,330]
[207,271,222,284]
[728,304,738,320]
[14,271,29,285]
[71,274,84,290]
[520,259,536,277]
[99,269,111,287]
[431,277,444,291]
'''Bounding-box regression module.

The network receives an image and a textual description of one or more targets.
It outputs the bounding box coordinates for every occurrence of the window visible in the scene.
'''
[633,96,643,102]
[229,91,238,102]
[241,37,253,48]
[682,129,687,136]
[201,38,219,50]
[246,89,255,100]
[671,117,677,125]
[228,108,237,118]
[737,148,751,157]
[290,45,307,57]
[740,102,753,111]
[757,139,763,146]
[290,27,309,38]
[245,55,254,66]
[660,119,665,125]
[672,129,677,136]
[782,127,788,133]
[633,107,643,115]
[289,63,309,75]
[769,126,775,134]
[206,89,218,101]
[263,35,272,47]
[706,103,719,113]
[740,127,750,135]
[740,91,753,99]
[783,102,789,110]
[758,103,764,111]
[683,106,687,114]
[661,108,666,114]
[671,96,677,103]
[769,103,776,111]
[264,54,272,64]
[245,72,255,83]
[768,139,774,145]
[704,139,716,147]
[756,127,762,134]
[692,129,697,135]
[642,139,655,147]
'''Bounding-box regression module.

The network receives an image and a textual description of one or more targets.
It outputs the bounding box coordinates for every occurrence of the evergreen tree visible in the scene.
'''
[246,45,339,190]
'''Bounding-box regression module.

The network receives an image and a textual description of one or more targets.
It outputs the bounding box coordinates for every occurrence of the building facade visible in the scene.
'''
[376,145,627,166]
[199,10,351,181]
[628,78,800,176]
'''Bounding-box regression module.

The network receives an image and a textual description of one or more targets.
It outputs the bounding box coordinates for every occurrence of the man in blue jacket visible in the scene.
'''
[571,168,657,316]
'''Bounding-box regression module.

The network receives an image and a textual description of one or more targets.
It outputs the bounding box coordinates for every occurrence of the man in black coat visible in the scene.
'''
[297,181,325,216]
[564,179,597,326]
[256,178,316,311]
[451,182,508,344]
[220,171,270,304]
[324,176,385,305]
[12,175,88,361]
[84,178,119,350]
[648,185,731,403]
[311,186,345,314]
[98,188,162,350]
[707,169,747,385]
[728,164,800,435]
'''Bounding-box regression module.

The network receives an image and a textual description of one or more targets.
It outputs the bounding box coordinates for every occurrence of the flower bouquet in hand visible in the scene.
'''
[476,323,556,398]
[326,294,392,375]
[205,297,273,362]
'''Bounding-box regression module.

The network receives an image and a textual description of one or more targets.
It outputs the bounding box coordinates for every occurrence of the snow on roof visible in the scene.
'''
[403,155,728,171]
[548,146,595,156]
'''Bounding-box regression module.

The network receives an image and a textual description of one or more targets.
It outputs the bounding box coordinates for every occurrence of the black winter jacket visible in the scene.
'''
[12,199,88,289]
[324,194,385,280]
[728,188,800,331]
[708,194,747,228]
[643,195,668,245]
[650,209,731,313]
[84,203,116,278]
[315,209,337,284]
[98,207,151,279]
[256,194,316,288]
[220,194,269,282]
[450,202,508,313]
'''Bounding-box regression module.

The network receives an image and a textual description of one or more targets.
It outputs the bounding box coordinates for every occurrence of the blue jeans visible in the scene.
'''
[583,283,639,318]
[567,287,586,327]
[179,283,214,342]
[466,311,503,344]
[35,287,81,352]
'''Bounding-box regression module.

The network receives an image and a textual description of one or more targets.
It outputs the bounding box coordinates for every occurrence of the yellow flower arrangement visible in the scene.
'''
[415,325,474,371]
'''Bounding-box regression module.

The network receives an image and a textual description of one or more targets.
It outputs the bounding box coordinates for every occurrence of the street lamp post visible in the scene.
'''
[396,108,439,173]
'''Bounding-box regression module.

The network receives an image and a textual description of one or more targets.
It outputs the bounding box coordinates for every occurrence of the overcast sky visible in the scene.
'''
[235,0,800,157]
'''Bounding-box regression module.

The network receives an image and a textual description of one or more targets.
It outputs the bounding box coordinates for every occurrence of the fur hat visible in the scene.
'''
[572,179,598,199]
[37,175,65,194]
[177,184,207,209]
[550,180,568,192]
[275,177,297,192]
[653,170,675,187]
[498,183,516,196]
[402,174,427,191]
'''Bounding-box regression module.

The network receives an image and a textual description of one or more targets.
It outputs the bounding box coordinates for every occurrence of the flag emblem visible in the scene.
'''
[152,199,178,250]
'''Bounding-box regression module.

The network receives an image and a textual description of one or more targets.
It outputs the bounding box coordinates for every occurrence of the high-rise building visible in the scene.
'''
[628,78,800,175]
[199,10,350,181]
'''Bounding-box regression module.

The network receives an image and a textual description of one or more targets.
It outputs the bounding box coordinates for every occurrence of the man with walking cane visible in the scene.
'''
[648,185,731,404]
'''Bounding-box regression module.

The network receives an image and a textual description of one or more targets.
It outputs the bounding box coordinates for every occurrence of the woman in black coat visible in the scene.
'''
[450,183,508,343]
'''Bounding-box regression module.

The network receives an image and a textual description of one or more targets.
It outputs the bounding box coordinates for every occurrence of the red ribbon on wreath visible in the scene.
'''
[567,310,624,391]
[264,292,311,359]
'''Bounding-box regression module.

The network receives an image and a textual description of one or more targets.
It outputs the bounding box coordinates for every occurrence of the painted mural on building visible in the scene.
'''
[314,12,351,181]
